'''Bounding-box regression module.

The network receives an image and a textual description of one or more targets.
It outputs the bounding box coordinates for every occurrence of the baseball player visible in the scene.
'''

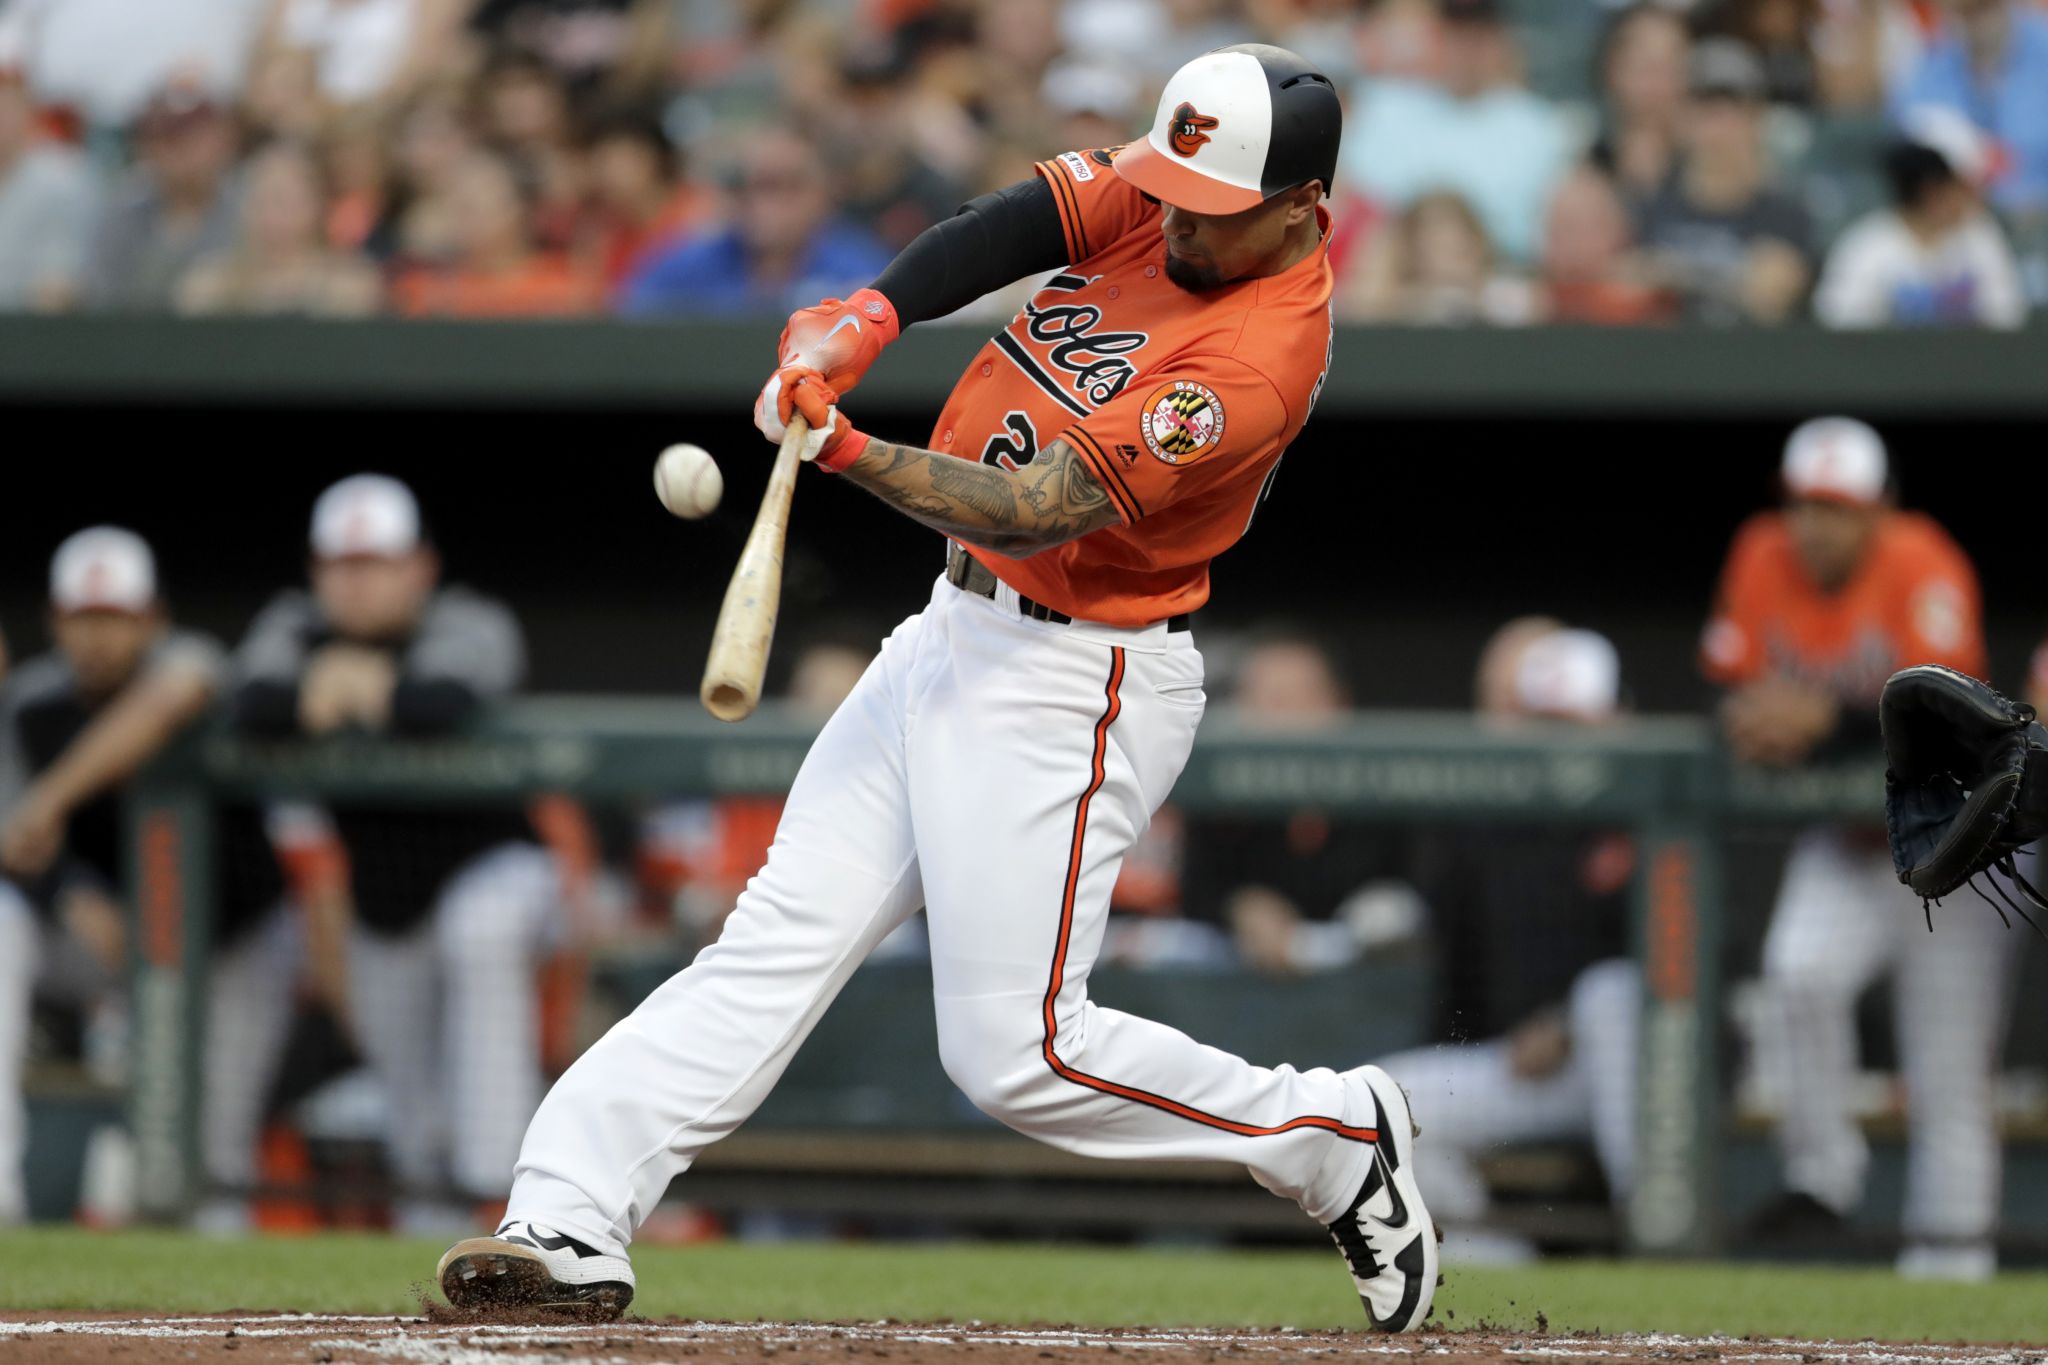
[231,474,572,1227]
[0,528,229,1224]
[440,45,1437,1332]
[1706,419,2018,1281]
[1381,623,1640,1263]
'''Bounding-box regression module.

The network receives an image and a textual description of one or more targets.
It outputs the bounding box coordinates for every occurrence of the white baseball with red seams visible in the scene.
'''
[652,444,724,520]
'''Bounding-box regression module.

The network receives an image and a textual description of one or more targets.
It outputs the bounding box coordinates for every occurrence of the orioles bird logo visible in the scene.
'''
[1167,102,1219,157]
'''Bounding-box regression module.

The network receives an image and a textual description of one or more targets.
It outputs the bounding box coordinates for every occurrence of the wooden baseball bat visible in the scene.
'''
[700,413,808,722]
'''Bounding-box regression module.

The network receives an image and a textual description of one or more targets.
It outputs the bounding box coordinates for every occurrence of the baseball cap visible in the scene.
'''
[1898,104,2000,188]
[1112,44,1341,215]
[1514,629,1621,722]
[1690,38,1767,101]
[311,474,422,559]
[50,526,157,614]
[1782,417,1888,506]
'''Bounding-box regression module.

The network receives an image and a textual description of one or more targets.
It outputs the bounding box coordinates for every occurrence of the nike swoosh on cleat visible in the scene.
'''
[526,1231,603,1258]
[1373,1147,1410,1231]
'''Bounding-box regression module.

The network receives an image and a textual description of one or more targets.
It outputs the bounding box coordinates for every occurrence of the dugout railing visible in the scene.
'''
[121,702,1882,1252]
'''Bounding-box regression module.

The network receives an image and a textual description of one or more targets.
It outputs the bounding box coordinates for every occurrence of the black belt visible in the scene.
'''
[945,546,1190,632]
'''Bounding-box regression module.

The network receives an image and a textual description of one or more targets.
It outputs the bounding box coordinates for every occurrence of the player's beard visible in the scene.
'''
[1163,249,1226,292]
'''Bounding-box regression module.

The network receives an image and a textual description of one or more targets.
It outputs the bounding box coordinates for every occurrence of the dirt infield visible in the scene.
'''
[4,1314,2043,1365]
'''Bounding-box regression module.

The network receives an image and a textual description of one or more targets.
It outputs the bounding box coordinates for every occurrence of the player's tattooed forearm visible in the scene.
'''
[848,439,1120,555]
[929,459,1022,527]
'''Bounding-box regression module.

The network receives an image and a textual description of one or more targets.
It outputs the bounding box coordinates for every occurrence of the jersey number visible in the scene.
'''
[980,411,1040,472]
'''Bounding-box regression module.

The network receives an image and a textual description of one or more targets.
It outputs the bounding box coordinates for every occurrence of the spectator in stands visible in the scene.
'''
[1707,419,2016,1280]
[249,0,472,115]
[322,109,396,255]
[1889,0,2048,223]
[1381,621,1640,1264]
[1342,188,1539,323]
[1637,39,1814,323]
[1539,163,1676,324]
[1700,0,1823,106]
[826,36,975,254]
[617,123,890,317]
[1811,0,1941,112]
[394,148,599,315]
[476,52,583,251]
[0,0,265,130]
[389,88,479,266]
[87,83,243,311]
[578,111,707,288]
[1342,0,1572,263]
[1059,0,1257,84]
[1589,2,1694,205]
[1815,105,2028,326]
[230,474,572,1228]
[177,139,382,315]
[1043,59,1142,157]
[1181,634,1421,976]
[0,528,226,1225]
[0,64,96,312]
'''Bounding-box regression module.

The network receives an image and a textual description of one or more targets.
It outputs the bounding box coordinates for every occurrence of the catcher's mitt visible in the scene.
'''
[1881,664,2048,932]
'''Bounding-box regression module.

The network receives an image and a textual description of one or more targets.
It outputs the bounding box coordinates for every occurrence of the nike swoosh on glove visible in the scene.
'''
[772,366,869,473]
[754,289,899,442]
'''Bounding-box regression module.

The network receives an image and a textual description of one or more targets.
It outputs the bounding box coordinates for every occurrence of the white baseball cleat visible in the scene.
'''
[437,1220,636,1318]
[1325,1065,1439,1333]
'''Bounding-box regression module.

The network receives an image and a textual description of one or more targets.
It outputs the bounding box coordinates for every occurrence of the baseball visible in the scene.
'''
[653,443,723,519]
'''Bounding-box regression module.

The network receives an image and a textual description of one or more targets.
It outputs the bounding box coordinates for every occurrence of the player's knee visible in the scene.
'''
[934,1000,1051,1129]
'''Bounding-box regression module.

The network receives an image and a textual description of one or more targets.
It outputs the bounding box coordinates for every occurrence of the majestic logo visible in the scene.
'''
[1139,380,1225,465]
[1167,102,1219,157]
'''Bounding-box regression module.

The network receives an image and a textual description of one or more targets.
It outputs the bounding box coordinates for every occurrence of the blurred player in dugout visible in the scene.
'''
[1384,619,1640,1263]
[225,474,603,1229]
[1705,419,2021,1280]
[0,527,294,1225]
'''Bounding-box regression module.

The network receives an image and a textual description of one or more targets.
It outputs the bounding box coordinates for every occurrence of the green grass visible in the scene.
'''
[1,1230,2045,1343]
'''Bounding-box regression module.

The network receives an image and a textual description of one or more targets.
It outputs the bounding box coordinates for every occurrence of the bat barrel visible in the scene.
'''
[699,414,808,722]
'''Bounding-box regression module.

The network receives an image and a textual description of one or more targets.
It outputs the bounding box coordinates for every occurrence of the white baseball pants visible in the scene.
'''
[1376,959,1640,1226]
[1757,828,2024,1241]
[509,576,1381,1258]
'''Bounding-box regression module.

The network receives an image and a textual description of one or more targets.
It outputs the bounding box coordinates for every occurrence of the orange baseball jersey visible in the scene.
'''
[927,146,1335,627]
[1700,509,1985,700]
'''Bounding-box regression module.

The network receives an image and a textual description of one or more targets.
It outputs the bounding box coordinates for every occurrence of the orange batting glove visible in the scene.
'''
[772,365,869,473]
[753,289,899,444]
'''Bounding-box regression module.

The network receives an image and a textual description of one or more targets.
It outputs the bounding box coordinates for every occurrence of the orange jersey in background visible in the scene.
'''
[927,147,1335,628]
[1700,509,1986,701]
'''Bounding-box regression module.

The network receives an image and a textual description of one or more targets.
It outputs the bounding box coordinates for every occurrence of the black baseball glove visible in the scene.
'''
[1881,664,2048,932]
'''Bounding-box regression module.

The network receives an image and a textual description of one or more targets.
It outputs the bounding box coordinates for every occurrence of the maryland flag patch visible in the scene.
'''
[1140,381,1225,465]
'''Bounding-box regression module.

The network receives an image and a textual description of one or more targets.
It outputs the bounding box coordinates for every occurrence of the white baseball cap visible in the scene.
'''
[1782,417,1888,506]
[311,474,421,559]
[1514,628,1621,722]
[1112,44,1341,215]
[1899,104,1998,188]
[50,526,157,614]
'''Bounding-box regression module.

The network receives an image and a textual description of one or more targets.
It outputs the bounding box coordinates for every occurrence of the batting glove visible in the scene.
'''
[772,366,869,473]
[754,289,899,443]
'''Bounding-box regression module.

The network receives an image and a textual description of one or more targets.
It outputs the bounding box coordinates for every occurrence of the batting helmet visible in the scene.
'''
[1113,44,1342,216]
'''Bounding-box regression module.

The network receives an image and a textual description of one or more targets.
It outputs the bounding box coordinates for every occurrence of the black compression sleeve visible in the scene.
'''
[869,175,1070,326]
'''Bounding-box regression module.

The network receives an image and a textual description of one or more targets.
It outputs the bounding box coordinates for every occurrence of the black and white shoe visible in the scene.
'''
[1326,1065,1439,1333]
[437,1220,636,1318]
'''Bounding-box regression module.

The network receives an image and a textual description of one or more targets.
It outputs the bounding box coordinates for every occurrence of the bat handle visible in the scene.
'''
[699,415,809,722]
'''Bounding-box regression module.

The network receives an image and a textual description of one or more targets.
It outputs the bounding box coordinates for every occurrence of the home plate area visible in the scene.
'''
[4,1316,2044,1365]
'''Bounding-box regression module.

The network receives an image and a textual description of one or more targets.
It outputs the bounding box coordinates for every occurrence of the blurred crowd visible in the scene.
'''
[0,0,2044,326]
